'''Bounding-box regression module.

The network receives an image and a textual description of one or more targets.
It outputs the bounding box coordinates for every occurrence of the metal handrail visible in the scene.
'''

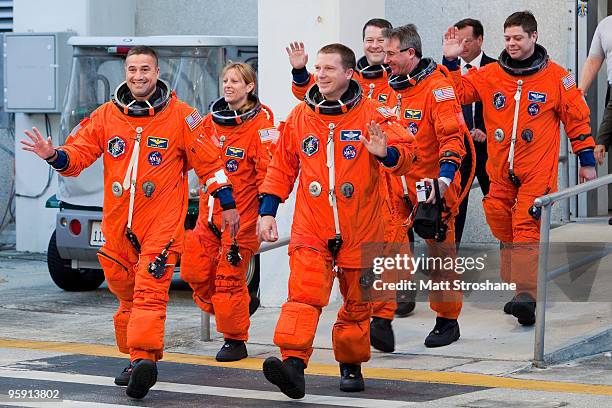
[200,236,290,341]
[532,173,612,367]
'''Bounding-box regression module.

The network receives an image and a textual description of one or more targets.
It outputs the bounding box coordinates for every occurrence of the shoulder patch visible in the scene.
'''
[376,106,396,118]
[185,109,203,131]
[433,86,456,102]
[562,73,576,91]
[258,128,280,144]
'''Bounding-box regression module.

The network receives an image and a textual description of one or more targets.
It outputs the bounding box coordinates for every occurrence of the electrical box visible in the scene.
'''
[3,32,72,113]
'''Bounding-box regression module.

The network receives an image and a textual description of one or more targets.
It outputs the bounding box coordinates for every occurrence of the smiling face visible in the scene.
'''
[504,25,537,61]
[223,68,255,111]
[383,36,417,76]
[314,52,353,100]
[125,53,159,101]
[363,25,386,66]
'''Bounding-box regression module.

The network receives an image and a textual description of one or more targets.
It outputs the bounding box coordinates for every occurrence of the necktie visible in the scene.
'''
[462,63,475,129]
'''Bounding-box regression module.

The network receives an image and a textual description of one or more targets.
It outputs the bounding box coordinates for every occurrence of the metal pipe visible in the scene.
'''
[547,247,612,281]
[535,174,612,207]
[200,310,211,341]
[533,204,551,368]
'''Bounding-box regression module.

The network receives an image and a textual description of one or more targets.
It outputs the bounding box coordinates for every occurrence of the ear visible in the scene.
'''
[532,31,538,42]
[345,68,354,80]
[247,82,255,93]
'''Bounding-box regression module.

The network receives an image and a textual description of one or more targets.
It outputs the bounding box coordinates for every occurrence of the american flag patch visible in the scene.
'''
[376,106,396,118]
[185,109,203,131]
[433,87,456,102]
[562,74,576,90]
[258,128,280,143]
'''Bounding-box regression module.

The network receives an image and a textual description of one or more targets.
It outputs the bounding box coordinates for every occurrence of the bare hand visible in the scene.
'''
[362,121,388,158]
[471,128,487,143]
[257,215,278,242]
[443,26,465,60]
[21,127,56,160]
[221,208,240,238]
[578,166,597,183]
[285,41,308,70]
[594,144,606,165]
[422,178,449,204]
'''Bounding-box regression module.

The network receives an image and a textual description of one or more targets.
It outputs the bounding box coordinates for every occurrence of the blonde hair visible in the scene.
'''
[222,62,257,112]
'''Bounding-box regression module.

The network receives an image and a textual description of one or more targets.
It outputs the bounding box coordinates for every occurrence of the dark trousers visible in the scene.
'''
[596,85,612,148]
[455,134,490,245]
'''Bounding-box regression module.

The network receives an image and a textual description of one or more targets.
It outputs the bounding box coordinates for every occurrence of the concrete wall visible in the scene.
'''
[386,0,572,67]
[135,0,257,36]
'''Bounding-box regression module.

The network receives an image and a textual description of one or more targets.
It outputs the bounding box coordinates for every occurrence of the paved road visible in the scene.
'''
[0,251,611,407]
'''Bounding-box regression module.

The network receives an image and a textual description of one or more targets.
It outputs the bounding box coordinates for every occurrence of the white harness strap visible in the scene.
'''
[207,195,215,224]
[400,175,409,197]
[326,123,341,236]
[395,93,402,118]
[122,126,143,231]
[508,80,524,172]
[394,93,410,200]
[368,83,375,99]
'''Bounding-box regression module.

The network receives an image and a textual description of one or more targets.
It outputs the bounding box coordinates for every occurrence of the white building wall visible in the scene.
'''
[257,0,385,306]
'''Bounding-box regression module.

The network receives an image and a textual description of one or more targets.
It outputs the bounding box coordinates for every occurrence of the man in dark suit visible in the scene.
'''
[452,18,495,245]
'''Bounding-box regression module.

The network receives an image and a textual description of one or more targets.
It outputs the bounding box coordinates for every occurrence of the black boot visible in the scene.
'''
[126,359,157,400]
[263,356,306,399]
[395,288,417,317]
[510,292,536,326]
[424,317,460,348]
[249,295,261,316]
[503,293,521,314]
[114,361,133,386]
[370,317,395,352]
[339,363,365,392]
[216,339,248,362]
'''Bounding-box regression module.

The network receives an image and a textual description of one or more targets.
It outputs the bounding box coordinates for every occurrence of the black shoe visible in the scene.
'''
[263,356,306,399]
[114,361,133,386]
[216,339,248,362]
[339,363,365,392]
[510,292,536,326]
[503,293,521,315]
[424,317,460,348]
[126,359,157,400]
[370,317,395,353]
[249,295,260,316]
[395,288,417,317]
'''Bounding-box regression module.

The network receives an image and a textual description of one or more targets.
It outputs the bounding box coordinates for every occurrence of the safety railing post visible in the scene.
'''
[201,311,211,341]
[533,203,551,367]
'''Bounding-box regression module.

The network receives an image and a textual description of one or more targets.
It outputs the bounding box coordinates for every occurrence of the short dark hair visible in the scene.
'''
[382,24,422,58]
[318,43,356,70]
[126,45,158,66]
[362,18,393,40]
[455,18,484,39]
[504,11,537,35]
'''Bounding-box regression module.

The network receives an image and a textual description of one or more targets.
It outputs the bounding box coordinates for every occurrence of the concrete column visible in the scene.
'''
[12,0,135,252]
[257,0,385,306]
